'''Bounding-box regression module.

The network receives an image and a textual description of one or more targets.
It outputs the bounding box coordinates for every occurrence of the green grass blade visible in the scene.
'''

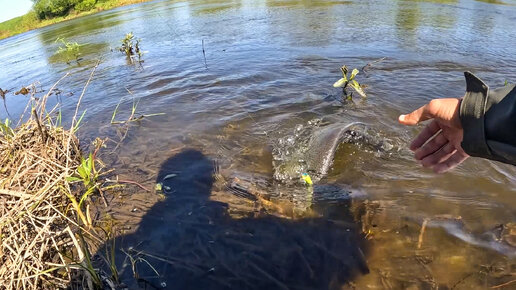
[73,109,87,133]
[111,99,122,124]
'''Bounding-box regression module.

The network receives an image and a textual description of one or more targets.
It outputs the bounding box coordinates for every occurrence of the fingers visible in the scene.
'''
[409,120,441,151]
[420,142,456,167]
[399,98,462,129]
[400,98,466,173]
[398,103,433,125]
[432,151,469,173]
[413,130,447,159]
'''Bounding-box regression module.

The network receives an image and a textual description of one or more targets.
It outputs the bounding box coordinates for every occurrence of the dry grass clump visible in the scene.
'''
[0,67,103,289]
[0,114,81,288]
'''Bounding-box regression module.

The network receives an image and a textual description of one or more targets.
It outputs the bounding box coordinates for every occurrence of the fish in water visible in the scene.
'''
[272,120,394,184]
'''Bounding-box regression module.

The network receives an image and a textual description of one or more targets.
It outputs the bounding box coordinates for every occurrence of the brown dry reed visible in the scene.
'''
[0,63,103,289]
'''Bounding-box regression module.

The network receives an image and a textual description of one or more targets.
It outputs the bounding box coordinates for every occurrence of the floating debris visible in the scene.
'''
[14,86,29,95]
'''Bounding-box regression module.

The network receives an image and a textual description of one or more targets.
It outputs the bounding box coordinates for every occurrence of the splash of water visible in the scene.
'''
[271,120,395,184]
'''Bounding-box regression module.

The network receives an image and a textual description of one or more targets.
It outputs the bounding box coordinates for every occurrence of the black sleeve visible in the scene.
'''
[459,71,516,165]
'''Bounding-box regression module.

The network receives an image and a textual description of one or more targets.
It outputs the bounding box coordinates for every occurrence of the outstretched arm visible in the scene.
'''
[399,72,516,173]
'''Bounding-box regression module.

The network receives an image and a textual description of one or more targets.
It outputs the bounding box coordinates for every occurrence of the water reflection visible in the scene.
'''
[263,0,351,46]
[190,0,242,15]
[395,0,460,49]
[395,0,421,47]
[37,13,126,44]
[475,0,510,4]
[264,0,352,7]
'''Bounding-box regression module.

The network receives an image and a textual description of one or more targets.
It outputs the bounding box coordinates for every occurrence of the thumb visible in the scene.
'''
[398,104,432,125]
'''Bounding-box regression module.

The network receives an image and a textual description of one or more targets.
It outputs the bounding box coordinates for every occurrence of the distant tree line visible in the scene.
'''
[33,0,100,19]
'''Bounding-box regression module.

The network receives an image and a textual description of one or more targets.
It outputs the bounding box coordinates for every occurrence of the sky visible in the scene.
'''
[0,0,33,23]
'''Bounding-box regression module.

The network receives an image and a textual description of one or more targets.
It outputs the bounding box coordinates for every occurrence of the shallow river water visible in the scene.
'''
[1,0,515,288]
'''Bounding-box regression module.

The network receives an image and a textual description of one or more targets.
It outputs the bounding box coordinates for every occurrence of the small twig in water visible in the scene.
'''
[451,272,475,289]
[97,187,109,207]
[417,218,429,249]
[202,39,208,69]
[491,279,516,289]
[362,57,386,75]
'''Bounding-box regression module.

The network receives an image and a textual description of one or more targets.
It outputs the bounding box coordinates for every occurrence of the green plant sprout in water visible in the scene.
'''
[333,65,367,100]
[55,37,82,64]
[0,118,14,139]
[66,138,118,221]
[110,88,164,151]
[111,88,164,125]
[118,32,144,64]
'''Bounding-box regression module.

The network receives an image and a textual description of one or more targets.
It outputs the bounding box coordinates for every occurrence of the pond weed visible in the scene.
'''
[118,32,144,64]
[333,65,367,101]
[55,37,83,64]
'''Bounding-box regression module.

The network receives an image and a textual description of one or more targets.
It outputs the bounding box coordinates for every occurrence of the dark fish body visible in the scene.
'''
[303,122,366,182]
[273,122,389,184]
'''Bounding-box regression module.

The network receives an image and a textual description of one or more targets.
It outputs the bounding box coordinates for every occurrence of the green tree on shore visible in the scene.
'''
[0,0,149,40]
[33,0,98,20]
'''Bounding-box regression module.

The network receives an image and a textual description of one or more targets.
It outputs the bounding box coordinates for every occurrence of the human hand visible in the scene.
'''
[398,98,469,173]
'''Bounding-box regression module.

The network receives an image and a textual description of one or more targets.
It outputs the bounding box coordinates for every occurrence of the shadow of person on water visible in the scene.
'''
[97,149,369,290]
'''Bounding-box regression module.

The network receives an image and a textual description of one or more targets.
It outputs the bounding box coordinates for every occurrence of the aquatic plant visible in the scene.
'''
[111,95,163,125]
[65,137,115,213]
[69,153,98,188]
[0,118,13,138]
[55,37,82,63]
[118,32,144,63]
[110,88,164,153]
[333,65,367,100]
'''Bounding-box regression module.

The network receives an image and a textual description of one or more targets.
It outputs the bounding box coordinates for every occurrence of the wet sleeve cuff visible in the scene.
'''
[459,71,492,158]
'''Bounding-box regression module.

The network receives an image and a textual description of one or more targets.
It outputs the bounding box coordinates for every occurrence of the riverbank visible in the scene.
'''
[0,63,136,289]
[0,0,153,40]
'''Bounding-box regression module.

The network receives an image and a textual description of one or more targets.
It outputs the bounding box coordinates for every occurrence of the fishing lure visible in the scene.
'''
[301,173,313,185]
